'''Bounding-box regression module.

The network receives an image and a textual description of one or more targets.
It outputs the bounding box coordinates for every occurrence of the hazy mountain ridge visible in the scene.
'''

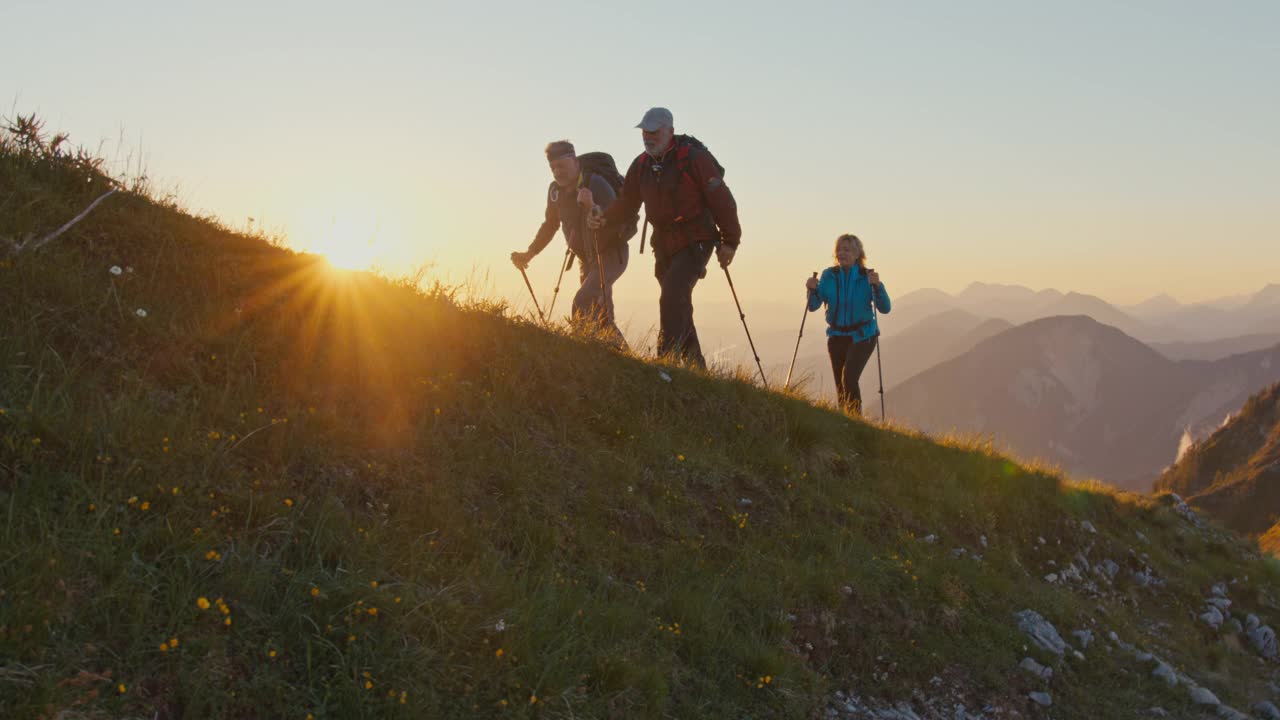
[1155,384,1280,536]
[889,315,1280,490]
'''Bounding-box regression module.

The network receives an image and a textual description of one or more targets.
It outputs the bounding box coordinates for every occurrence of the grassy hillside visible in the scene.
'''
[1156,383,1280,541]
[5,118,1280,719]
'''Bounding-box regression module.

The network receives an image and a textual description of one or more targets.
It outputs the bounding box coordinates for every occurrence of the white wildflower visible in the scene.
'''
[135,308,148,318]
[494,619,506,633]
[109,265,123,276]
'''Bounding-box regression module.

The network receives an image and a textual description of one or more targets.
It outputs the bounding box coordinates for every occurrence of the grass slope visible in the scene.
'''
[1156,383,1280,537]
[4,118,1280,719]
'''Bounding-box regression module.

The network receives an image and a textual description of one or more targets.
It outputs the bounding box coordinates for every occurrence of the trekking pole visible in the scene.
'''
[784,272,818,391]
[588,207,607,328]
[591,223,606,298]
[721,264,768,389]
[869,271,886,420]
[518,266,546,324]
[546,247,573,321]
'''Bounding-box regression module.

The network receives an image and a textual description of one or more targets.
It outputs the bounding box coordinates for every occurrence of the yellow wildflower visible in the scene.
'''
[197,597,211,610]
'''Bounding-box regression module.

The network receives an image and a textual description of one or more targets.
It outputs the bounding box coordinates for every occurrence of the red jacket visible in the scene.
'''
[602,135,741,257]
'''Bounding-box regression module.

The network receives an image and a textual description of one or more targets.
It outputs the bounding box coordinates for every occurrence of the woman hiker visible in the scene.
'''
[805,233,891,415]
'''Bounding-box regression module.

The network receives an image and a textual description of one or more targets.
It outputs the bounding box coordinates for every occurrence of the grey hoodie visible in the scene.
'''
[527,173,618,261]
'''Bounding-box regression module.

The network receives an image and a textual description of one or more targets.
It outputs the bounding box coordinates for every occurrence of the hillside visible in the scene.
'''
[9,119,1280,719]
[890,315,1280,491]
[1156,384,1280,537]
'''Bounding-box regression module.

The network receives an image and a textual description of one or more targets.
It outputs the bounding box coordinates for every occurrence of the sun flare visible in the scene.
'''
[297,212,384,271]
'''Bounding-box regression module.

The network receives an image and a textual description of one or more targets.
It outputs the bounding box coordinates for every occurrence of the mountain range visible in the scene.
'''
[1155,383,1280,540]
[888,315,1280,491]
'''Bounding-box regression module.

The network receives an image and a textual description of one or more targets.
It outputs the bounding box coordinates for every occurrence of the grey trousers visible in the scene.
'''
[573,242,629,348]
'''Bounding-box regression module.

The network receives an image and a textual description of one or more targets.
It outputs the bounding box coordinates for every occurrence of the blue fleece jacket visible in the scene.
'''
[806,265,891,341]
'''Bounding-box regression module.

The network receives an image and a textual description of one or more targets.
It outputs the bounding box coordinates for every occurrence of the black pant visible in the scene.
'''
[656,242,714,367]
[828,335,877,414]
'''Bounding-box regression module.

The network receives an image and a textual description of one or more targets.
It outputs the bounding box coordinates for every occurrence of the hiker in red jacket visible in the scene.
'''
[587,108,741,367]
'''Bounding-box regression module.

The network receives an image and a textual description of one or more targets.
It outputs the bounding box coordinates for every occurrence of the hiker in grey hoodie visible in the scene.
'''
[511,140,629,347]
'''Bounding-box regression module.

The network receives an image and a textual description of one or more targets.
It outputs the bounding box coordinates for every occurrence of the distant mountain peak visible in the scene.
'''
[1250,283,1280,306]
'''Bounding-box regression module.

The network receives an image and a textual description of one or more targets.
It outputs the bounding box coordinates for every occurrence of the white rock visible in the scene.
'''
[1247,614,1261,632]
[1200,606,1225,630]
[1134,567,1159,587]
[1019,657,1052,680]
[1152,662,1178,686]
[1254,701,1280,720]
[1190,686,1221,706]
[1044,573,1059,583]
[1249,625,1279,659]
[1207,597,1232,611]
[1072,629,1093,649]
[923,534,938,544]
[1015,609,1067,656]
[1212,582,1229,598]
[1028,691,1052,707]
[1081,520,1098,534]
[980,535,988,548]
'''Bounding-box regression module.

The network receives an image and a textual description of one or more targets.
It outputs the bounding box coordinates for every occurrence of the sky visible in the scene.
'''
[4,0,1278,347]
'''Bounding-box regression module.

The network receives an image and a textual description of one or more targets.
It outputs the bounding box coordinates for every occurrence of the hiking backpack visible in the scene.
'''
[576,151,639,245]
[639,135,726,254]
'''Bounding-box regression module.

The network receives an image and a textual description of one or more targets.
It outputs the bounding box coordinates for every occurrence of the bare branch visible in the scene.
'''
[20,188,117,254]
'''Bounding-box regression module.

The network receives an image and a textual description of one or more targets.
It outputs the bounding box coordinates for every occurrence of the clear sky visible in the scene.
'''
[5,0,1278,336]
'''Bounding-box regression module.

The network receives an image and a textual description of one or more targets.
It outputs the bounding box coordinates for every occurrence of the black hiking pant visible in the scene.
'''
[656,241,714,367]
[828,335,877,414]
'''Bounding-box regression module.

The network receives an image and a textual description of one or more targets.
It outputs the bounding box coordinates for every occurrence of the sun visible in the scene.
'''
[298,212,383,271]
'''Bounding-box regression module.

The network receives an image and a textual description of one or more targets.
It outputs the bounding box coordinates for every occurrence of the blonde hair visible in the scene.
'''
[833,233,867,268]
